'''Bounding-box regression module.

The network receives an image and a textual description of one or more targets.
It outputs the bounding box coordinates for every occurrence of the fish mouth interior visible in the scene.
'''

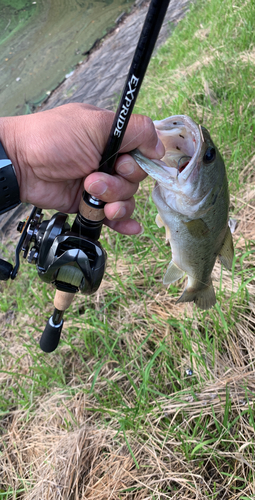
[155,121,198,177]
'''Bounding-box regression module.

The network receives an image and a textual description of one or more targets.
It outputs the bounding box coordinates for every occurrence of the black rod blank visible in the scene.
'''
[98,0,170,175]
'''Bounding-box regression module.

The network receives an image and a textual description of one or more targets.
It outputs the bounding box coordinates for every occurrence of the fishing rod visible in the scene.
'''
[0,0,171,352]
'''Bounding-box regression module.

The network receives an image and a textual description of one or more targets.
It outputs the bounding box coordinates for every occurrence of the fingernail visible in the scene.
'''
[112,206,126,219]
[87,180,107,196]
[155,138,165,158]
[116,159,135,176]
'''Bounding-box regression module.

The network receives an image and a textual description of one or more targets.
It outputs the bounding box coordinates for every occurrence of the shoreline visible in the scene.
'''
[40,0,191,112]
[36,0,149,113]
[0,0,139,117]
[0,0,191,242]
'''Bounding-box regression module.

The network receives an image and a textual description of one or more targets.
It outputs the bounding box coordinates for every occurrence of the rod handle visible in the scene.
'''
[54,290,76,310]
[40,291,75,353]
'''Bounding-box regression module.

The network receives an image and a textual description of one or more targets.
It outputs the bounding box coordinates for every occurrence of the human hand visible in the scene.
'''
[0,103,165,234]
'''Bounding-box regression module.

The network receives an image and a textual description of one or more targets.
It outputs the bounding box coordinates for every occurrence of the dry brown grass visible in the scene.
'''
[239,46,255,65]
[0,163,255,499]
[1,26,255,494]
[1,370,255,499]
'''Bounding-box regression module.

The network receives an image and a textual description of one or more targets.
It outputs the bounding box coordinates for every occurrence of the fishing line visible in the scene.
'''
[76,0,172,240]
[2,0,173,353]
[97,125,156,167]
[97,0,171,178]
[73,0,172,240]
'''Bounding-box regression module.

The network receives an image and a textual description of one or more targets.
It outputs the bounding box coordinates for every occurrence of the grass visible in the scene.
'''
[0,0,255,498]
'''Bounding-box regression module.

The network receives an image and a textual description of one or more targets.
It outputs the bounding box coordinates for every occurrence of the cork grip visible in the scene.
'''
[79,198,105,222]
[54,290,76,311]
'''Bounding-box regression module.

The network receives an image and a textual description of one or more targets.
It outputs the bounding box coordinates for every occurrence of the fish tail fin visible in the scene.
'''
[163,260,185,285]
[176,278,216,310]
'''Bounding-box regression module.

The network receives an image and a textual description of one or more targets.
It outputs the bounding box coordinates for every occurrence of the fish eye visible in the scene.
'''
[203,147,216,163]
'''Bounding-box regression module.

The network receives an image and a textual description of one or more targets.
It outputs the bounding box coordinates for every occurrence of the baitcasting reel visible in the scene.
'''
[0,204,106,352]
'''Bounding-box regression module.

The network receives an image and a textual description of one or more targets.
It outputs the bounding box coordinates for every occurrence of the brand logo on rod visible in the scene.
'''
[114,75,139,137]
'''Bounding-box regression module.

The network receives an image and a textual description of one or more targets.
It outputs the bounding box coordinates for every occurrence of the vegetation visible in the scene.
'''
[0,0,255,497]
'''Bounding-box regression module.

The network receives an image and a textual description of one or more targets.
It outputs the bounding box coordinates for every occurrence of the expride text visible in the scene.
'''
[114,75,139,137]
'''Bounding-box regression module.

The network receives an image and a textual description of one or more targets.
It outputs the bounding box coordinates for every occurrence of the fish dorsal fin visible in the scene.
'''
[163,260,185,285]
[218,226,234,270]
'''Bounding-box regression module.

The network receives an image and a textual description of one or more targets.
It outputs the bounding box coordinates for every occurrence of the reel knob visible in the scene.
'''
[0,259,13,281]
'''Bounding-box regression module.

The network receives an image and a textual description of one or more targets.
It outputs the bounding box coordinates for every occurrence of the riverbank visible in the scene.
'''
[0,0,191,243]
[0,0,136,117]
[40,0,191,112]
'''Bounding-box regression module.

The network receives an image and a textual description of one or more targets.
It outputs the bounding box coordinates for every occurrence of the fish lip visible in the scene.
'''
[153,115,203,182]
[131,150,174,187]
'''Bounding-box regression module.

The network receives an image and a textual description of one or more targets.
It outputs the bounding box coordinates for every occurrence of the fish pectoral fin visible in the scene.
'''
[176,278,216,310]
[155,213,164,228]
[163,260,185,285]
[156,213,171,244]
[218,226,234,270]
[184,219,210,238]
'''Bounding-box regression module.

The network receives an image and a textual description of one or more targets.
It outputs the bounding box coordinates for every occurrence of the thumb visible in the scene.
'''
[120,114,165,159]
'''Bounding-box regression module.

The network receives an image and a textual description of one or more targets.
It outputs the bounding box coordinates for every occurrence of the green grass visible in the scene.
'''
[0,0,255,497]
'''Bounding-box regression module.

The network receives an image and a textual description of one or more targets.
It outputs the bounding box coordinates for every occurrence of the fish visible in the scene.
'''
[131,115,234,310]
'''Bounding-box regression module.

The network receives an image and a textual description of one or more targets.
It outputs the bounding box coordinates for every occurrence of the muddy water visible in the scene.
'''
[0,0,134,117]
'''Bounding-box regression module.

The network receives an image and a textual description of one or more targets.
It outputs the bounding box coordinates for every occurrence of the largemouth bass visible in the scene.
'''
[131,115,234,310]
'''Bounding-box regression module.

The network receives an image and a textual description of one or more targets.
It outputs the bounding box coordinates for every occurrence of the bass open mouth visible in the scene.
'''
[130,115,203,186]
[154,115,201,178]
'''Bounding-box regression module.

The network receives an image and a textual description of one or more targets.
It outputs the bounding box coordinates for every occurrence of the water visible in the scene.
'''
[0,0,135,116]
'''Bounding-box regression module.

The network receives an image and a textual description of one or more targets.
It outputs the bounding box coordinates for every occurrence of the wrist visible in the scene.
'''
[0,116,22,213]
[0,116,22,189]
